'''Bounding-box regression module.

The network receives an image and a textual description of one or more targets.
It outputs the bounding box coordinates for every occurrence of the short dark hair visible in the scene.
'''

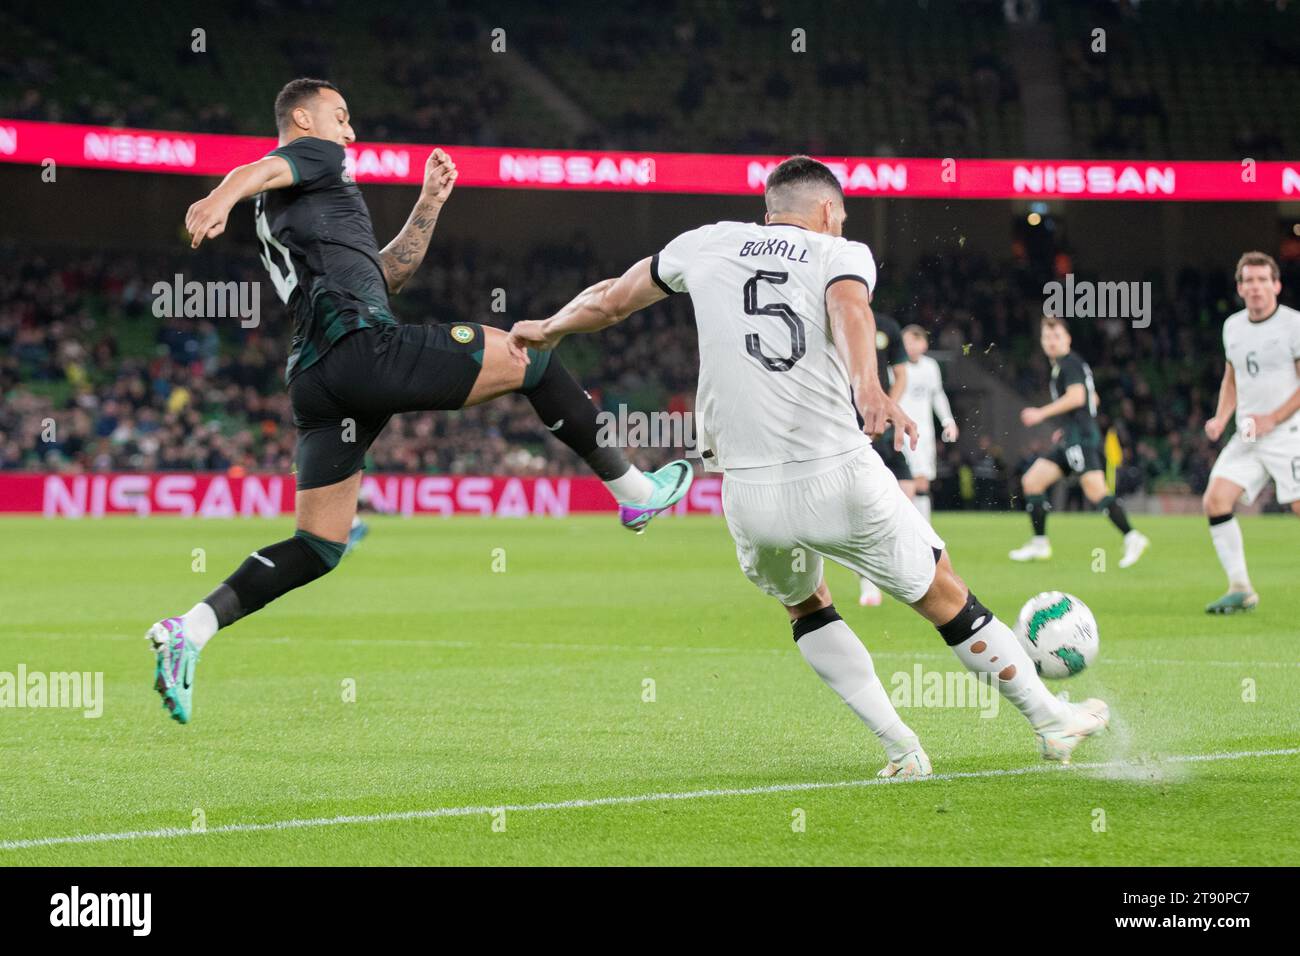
[764,155,843,212]
[274,78,340,132]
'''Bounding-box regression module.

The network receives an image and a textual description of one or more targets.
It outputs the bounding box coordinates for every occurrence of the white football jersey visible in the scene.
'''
[653,221,877,470]
[1222,304,1300,431]
[899,354,954,443]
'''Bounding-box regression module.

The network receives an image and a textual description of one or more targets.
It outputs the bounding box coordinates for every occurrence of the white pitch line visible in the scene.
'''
[13,631,1299,669]
[2,747,1296,853]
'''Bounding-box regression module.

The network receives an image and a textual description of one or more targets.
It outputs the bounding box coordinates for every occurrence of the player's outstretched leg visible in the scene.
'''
[1010,459,1059,562]
[1109,503,1149,569]
[1202,478,1258,613]
[471,327,692,531]
[789,581,930,778]
[914,552,1108,764]
[1081,472,1148,568]
[146,473,356,723]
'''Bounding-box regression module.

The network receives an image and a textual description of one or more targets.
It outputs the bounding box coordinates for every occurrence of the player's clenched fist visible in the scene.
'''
[1020,406,1046,427]
[185,194,231,249]
[421,148,458,205]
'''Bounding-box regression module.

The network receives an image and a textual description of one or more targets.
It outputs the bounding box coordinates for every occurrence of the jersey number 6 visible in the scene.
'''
[743,270,806,372]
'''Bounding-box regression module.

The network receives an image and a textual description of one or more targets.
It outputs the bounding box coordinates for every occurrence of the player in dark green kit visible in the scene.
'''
[856,311,912,606]
[146,79,692,724]
[1009,315,1148,567]
[870,313,913,492]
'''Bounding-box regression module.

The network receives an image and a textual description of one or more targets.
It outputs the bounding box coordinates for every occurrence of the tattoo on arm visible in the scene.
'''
[380,199,440,294]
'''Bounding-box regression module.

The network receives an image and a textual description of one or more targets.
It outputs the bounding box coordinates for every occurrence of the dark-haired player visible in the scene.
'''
[508,156,1108,774]
[1009,316,1148,567]
[147,79,691,723]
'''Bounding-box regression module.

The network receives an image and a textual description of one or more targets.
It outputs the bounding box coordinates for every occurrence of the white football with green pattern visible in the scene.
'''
[1013,591,1099,679]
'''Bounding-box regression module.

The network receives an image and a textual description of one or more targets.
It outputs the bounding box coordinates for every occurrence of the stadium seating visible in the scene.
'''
[4,1,1294,158]
[1052,0,1300,159]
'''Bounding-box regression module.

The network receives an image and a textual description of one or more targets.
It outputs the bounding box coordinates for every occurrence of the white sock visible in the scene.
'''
[913,494,932,521]
[604,465,654,505]
[1209,517,1252,592]
[181,602,219,651]
[949,615,1071,730]
[797,617,919,761]
[1032,534,1049,545]
[350,515,362,530]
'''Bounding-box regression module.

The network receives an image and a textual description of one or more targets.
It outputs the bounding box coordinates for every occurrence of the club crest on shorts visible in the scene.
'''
[876,330,889,350]
[450,325,475,344]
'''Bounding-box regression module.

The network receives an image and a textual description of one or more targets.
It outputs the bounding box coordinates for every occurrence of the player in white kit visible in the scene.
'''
[898,324,959,521]
[1201,252,1300,614]
[507,156,1108,774]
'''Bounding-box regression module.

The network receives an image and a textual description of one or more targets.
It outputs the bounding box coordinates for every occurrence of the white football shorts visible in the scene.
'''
[722,446,945,606]
[1209,424,1300,505]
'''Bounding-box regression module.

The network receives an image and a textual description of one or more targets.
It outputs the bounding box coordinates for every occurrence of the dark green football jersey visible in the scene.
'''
[254,136,396,382]
[874,312,907,388]
[1050,350,1101,446]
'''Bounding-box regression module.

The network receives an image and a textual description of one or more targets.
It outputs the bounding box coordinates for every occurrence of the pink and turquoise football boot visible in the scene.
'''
[146,617,200,724]
[618,460,693,534]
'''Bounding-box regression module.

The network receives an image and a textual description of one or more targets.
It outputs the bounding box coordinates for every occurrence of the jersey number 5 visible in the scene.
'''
[743,270,806,372]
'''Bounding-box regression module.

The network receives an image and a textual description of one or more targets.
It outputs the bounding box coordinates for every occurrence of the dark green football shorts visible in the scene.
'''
[288,322,486,490]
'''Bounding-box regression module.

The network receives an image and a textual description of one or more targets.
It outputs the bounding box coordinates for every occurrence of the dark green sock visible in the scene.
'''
[1026,494,1048,536]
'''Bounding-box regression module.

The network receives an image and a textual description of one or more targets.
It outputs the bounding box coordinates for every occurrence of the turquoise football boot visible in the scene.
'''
[1205,591,1258,614]
[146,617,200,724]
[618,460,693,534]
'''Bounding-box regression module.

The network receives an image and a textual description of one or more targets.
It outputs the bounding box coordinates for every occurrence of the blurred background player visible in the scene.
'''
[857,309,911,606]
[899,324,958,523]
[1201,252,1300,614]
[1010,316,1149,568]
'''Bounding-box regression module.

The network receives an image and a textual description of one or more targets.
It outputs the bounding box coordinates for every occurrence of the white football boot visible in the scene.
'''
[1118,530,1149,569]
[878,747,933,779]
[1009,536,1052,562]
[1036,698,1109,765]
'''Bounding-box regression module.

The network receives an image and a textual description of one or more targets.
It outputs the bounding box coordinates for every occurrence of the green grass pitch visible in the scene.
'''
[0,512,1296,866]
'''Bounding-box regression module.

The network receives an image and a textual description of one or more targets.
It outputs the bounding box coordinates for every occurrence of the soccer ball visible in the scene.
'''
[1014,591,1099,679]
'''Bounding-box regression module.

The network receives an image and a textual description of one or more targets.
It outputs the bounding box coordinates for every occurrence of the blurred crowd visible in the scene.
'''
[0,243,699,480]
[5,240,1293,511]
